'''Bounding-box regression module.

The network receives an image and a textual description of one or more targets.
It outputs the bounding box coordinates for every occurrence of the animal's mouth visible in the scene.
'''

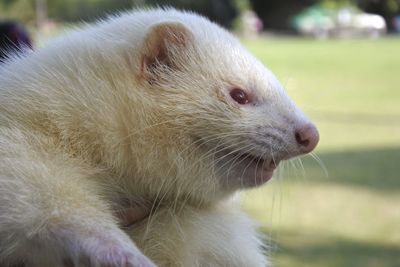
[194,135,285,188]
[235,152,279,172]
[214,148,281,187]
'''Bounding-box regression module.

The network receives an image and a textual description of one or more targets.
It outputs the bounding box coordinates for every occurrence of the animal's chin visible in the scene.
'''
[214,150,280,188]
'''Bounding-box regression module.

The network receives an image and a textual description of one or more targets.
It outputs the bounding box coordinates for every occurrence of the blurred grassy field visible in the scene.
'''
[242,37,400,267]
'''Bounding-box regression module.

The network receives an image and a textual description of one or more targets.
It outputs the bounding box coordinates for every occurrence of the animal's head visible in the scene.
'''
[118,10,319,203]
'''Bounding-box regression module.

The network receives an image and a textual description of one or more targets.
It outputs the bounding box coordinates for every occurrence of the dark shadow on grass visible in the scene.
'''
[297,147,400,191]
[262,229,400,267]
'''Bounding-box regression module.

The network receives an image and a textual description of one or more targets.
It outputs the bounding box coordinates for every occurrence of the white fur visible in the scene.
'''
[129,199,269,267]
[0,8,314,267]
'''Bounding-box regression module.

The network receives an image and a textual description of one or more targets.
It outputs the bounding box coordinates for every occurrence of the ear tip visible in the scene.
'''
[150,21,192,37]
[146,20,193,49]
[139,20,193,83]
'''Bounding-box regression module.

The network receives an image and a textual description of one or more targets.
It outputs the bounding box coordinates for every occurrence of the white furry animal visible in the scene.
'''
[0,8,319,267]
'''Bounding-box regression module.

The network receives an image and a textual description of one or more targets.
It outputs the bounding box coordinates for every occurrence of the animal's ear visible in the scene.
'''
[140,22,193,83]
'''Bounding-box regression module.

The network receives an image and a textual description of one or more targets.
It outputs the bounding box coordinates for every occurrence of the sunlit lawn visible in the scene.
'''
[242,37,400,267]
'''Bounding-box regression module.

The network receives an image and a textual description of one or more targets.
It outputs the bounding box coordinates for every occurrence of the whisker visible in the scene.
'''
[309,152,328,178]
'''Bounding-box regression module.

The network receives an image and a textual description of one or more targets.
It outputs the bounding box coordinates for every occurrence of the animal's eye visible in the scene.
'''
[230,88,249,105]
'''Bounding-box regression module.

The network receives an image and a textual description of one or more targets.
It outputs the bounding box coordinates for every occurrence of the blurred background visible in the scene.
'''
[1,0,399,266]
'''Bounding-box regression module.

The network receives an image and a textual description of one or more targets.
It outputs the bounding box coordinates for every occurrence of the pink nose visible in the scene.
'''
[295,123,319,154]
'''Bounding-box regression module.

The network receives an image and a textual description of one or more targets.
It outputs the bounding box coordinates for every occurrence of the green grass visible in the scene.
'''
[242,37,400,267]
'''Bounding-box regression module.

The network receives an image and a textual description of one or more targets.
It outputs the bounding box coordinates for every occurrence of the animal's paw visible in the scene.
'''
[79,233,157,267]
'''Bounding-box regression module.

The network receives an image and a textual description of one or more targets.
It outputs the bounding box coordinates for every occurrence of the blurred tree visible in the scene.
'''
[46,0,135,22]
[235,0,251,11]
[249,0,318,31]
[145,0,238,28]
[0,0,35,25]
[357,0,400,31]
[249,0,400,32]
[0,0,240,29]
[1,0,397,31]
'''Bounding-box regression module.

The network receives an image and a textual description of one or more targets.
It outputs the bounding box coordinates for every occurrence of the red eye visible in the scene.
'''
[230,88,249,105]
